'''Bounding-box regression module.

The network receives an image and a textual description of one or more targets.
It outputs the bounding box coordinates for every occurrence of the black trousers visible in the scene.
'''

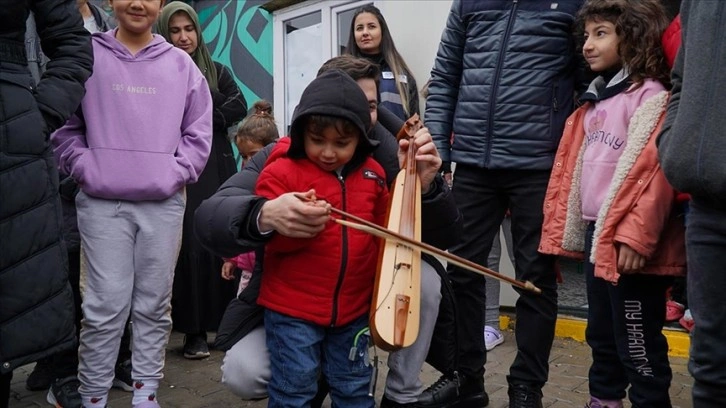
[583,222,673,407]
[1,371,10,408]
[449,166,558,388]
[686,199,726,407]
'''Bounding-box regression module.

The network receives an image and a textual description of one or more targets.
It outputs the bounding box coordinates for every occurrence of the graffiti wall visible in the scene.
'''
[194,0,274,107]
[91,0,274,108]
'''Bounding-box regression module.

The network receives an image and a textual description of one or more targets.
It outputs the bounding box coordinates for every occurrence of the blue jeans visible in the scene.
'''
[264,310,373,408]
[687,199,726,407]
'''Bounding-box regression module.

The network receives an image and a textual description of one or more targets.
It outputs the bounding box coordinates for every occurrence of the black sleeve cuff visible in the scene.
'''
[243,198,274,241]
[422,174,444,201]
[441,161,452,174]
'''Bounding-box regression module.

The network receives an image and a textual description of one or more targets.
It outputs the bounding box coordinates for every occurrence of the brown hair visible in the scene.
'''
[576,0,671,88]
[317,55,381,90]
[346,5,416,116]
[420,78,433,99]
[235,100,279,146]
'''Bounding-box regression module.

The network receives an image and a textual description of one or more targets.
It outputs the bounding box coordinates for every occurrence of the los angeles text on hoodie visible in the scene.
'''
[52,30,212,201]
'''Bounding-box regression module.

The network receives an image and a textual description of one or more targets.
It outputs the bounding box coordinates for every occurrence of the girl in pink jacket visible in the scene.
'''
[221,101,280,294]
[539,1,686,407]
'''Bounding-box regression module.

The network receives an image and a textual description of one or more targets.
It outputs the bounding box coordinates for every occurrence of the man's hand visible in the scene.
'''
[258,189,331,238]
[617,243,646,274]
[398,127,442,194]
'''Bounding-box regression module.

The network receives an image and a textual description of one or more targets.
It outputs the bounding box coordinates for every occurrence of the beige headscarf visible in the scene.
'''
[157,2,218,91]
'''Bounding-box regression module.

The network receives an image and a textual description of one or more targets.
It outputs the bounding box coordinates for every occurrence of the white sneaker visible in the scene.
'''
[484,326,504,351]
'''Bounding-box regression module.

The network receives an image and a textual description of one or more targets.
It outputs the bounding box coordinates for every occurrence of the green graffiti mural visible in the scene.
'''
[89,0,273,109]
[194,0,274,108]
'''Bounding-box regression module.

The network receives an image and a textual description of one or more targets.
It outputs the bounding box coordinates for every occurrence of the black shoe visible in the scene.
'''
[26,358,56,391]
[183,333,210,359]
[112,359,133,392]
[416,373,489,408]
[380,395,418,407]
[311,375,329,408]
[508,384,543,408]
[46,376,81,408]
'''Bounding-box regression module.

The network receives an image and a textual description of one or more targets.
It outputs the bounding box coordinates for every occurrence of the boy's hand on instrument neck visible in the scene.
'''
[259,190,330,238]
[398,127,442,195]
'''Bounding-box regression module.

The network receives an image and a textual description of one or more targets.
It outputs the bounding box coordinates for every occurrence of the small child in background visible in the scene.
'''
[255,69,389,407]
[539,1,686,407]
[221,100,280,294]
[234,100,279,166]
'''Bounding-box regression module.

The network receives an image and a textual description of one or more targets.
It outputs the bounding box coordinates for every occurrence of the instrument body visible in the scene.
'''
[369,115,423,351]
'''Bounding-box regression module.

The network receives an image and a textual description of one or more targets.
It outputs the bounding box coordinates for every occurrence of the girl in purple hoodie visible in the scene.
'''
[51,1,212,407]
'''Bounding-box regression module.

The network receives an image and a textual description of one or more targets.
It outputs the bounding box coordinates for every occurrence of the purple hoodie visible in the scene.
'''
[52,30,212,201]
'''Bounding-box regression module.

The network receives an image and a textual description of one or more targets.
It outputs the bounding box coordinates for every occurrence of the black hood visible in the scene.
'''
[288,69,376,167]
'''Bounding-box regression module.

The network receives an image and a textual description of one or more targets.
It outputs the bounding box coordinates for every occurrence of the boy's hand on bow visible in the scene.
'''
[259,190,331,238]
[617,243,646,274]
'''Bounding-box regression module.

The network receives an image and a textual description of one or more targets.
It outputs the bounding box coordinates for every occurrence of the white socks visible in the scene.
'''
[131,379,159,406]
[81,394,107,408]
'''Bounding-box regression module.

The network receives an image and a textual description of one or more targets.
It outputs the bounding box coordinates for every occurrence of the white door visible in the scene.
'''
[272,0,371,134]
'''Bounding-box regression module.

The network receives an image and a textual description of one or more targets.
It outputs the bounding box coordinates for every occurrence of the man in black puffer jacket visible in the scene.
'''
[0,0,92,406]
[424,1,585,407]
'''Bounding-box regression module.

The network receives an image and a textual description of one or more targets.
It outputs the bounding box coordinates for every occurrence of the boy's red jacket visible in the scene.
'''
[255,138,389,326]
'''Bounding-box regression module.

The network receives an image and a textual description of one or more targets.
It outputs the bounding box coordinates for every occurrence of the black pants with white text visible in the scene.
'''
[584,222,673,407]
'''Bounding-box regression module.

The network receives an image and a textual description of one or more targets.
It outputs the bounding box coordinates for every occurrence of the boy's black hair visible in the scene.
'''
[287,69,376,171]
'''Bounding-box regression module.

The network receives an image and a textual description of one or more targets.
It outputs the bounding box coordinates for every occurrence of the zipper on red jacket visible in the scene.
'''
[484,0,519,167]
[330,173,348,327]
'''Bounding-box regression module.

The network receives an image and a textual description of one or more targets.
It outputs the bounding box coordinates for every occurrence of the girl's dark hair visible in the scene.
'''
[235,100,279,146]
[345,5,416,116]
[576,0,671,88]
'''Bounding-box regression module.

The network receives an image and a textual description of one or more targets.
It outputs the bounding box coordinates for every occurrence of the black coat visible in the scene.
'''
[0,0,93,373]
[171,62,247,333]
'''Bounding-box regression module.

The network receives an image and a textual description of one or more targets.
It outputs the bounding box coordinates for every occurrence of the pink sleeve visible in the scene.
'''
[237,252,256,271]
[226,251,256,271]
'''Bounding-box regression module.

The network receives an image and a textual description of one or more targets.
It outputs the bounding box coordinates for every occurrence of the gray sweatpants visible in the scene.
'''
[485,217,515,328]
[75,190,185,399]
[221,260,442,404]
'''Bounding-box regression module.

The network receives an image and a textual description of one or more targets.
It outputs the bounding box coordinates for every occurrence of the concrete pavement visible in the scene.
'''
[8,328,692,408]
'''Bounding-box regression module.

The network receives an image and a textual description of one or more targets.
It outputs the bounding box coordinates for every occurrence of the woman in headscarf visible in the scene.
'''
[158,2,248,360]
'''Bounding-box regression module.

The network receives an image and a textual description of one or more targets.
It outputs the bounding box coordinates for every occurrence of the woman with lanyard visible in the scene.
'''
[346,4,419,121]
[158,2,248,361]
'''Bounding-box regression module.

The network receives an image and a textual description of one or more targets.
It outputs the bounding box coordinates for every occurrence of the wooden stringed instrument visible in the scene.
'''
[369,114,423,351]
